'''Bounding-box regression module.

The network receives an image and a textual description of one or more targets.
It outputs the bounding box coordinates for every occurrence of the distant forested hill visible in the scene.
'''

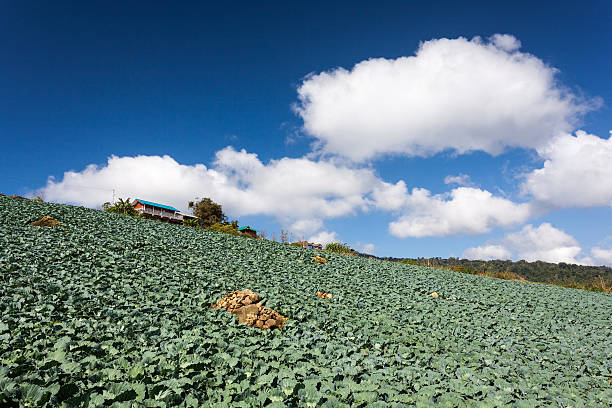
[373,256,611,292]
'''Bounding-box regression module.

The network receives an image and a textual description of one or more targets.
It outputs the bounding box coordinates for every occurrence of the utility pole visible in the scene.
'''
[112,189,115,204]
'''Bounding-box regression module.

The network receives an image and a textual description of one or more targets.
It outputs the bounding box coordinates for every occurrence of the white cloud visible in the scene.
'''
[490,33,521,52]
[591,247,612,266]
[308,231,338,246]
[289,218,324,238]
[504,223,583,263]
[387,187,531,238]
[296,34,596,161]
[522,131,612,208]
[463,223,589,264]
[444,174,475,187]
[38,148,381,227]
[39,149,537,240]
[371,180,409,211]
[462,245,511,261]
[360,243,376,254]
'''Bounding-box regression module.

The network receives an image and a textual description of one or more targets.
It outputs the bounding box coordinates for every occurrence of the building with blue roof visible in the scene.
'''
[133,198,197,224]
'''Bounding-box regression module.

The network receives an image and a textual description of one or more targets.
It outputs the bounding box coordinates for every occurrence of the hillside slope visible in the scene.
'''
[1,196,611,407]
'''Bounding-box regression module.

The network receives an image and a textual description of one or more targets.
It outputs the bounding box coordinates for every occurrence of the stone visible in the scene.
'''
[235,304,261,323]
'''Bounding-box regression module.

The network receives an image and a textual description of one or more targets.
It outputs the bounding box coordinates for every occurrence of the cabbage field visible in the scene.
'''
[1,196,611,407]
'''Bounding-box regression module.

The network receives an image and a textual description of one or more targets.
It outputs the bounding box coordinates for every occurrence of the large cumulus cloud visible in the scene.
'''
[296,34,596,161]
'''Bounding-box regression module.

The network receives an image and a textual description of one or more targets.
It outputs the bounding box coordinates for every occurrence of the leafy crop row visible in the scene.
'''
[0,196,610,406]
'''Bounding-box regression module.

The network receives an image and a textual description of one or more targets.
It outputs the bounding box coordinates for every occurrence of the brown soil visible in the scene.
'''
[211,290,287,330]
[317,291,333,299]
[30,216,61,227]
[313,256,328,264]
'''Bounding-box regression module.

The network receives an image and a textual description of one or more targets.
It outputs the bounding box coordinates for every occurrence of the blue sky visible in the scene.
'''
[2,1,611,263]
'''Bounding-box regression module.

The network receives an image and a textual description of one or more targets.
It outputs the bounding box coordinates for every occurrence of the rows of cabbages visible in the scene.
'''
[0,196,610,407]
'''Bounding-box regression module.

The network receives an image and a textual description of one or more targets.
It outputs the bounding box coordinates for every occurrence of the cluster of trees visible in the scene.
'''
[103,198,138,216]
[324,242,355,255]
[188,198,225,227]
[389,257,611,292]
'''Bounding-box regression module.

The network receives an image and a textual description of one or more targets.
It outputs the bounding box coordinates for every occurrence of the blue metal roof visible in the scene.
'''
[134,198,180,213]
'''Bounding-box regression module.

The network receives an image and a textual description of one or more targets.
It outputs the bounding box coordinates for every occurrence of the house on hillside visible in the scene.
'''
[238,226,258,238]
[296,241,323,250]
[133,198,197,224]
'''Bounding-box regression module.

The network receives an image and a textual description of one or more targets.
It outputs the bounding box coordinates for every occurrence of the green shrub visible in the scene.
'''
[102,198,139,217]
[183,218,200,228]
[207,222,241,236]
[207,221,256,238]
[325,242,354,254]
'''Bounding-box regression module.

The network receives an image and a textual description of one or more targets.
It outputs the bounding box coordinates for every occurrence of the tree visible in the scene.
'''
[188,197,226,227]
[280,230,289,243]
[103,198,139,216]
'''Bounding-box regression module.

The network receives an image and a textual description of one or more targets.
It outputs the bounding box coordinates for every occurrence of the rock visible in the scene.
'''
[430,292,439,298]
[313,256,328,264]
[265,319,277,328]
[235,304,261,323]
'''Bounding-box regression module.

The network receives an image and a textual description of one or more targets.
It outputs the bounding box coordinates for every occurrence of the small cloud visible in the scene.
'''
[443,174,475,187]
[308,231,338,246]
[289,218,324,237]
[463,223,590,264]
[489,33,521,52]
[360,243,376,255]
[462,244,511,261]
[591,247,612,266]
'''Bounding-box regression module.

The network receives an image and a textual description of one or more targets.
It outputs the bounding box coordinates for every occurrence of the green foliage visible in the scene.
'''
[1,195,611,406]
[324,242,354,255]
[206,220,258,239]
[394,257,611,292]
[207,222,240,236]
[183,218,200,228]
[188,197,225,227]
[103,197,139,216]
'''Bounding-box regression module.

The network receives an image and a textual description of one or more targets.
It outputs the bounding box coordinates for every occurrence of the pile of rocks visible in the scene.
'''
[30,216,61,227]
[317,291,333,299]
[211,290,287,330]
[313,256,328,264]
